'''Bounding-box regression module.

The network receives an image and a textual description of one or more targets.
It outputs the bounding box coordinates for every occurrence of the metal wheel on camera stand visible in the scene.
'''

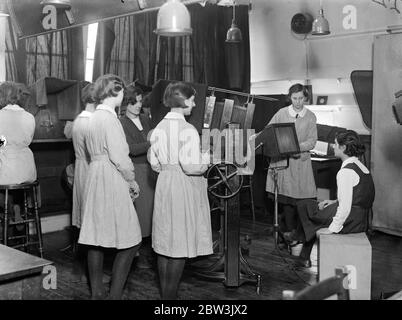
[191,161,261,294]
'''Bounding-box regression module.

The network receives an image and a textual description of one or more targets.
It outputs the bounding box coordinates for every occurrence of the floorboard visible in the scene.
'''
[13,216,402,300]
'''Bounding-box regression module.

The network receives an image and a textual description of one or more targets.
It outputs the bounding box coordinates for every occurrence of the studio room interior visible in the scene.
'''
[1,0,402,301]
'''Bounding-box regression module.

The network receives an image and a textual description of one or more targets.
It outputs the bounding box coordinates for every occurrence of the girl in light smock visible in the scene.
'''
[78,74,141,300]
[0,82,36,185]
[0,82,36,223]
[265,84,317,235]
[71,83,96,229]
[148,82,212,300]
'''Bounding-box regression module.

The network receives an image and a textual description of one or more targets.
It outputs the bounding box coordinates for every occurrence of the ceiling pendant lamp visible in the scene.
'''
[311,0,330,35]
[40,0,72,9]
[155,0,192,37]
[226,1,242,43]
[0,1,9,17]
[40,0,75,24]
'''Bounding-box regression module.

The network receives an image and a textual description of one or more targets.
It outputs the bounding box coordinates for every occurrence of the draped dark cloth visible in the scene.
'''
[5,19,85,84]
[95,4,250,91]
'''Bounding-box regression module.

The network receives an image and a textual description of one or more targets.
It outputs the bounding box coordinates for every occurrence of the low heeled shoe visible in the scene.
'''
[294,257,312,268]
[283,230,299,245]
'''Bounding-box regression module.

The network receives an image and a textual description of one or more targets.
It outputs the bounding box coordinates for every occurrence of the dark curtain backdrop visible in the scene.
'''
[109,12,158,85]
[5,20,85,85]
[94,4,250,92]
[190,4,250,91]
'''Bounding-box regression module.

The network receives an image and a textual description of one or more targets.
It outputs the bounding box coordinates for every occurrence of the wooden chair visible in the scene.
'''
[282,268,350,300]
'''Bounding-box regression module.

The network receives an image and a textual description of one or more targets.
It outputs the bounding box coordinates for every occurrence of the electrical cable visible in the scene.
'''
[273,242,313,287]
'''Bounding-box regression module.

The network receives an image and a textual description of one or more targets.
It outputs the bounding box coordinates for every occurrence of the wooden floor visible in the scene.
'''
[31,215,402,300]
[38,218,317,300]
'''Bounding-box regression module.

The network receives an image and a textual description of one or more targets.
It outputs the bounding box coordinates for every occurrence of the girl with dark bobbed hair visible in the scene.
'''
[148,81,212,299]
[120,84,143,117]
[163,81,196,108]
[78,74,141,299]
[335,130,366,157]
[285,130,375,267]
[120,83,156,268]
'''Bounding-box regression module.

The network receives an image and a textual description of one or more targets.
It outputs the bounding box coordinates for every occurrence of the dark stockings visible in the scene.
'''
[109,244,140,299]
[299,238,315,261]
[71,227,87,279]
[87,244,140,300]
[157,255,186,300]
[88,247,105,299]
[282,204,299,232]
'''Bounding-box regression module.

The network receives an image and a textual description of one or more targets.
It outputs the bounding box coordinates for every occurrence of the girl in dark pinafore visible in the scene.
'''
[285,130,375,267]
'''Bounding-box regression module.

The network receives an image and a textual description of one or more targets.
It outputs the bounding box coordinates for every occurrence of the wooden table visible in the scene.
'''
[0,245,53,299]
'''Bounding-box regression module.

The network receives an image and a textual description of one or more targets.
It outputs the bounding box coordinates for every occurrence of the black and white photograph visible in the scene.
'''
[1,0,402,308]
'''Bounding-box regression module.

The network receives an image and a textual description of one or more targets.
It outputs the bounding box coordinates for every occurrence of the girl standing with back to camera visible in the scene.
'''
[70,83,96,231]
[78,74,141,299]
[0,82,36,226]
[148,82,213,300]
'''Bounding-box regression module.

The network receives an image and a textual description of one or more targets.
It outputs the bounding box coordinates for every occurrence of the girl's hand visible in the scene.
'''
[316,228,333,236]
[249,133,258,141]
[129,180,140,200]
[318,199,335,210]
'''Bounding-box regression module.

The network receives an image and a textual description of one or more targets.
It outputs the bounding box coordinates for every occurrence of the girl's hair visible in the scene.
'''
[142,92,152,109]
[0,81,31,109]
[335,130,366,157]
[288,83,309,99]
[163,82,196,108]
[93,74,125,104]
[123,83,143,106]
[81,82,96,106]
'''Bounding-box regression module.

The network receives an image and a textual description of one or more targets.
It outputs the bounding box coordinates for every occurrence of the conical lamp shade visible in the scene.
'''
[0,1,9,16]
[226,23,242,42]
[155,0,192,37]
[40,0,71,9]
[311,8,330,35]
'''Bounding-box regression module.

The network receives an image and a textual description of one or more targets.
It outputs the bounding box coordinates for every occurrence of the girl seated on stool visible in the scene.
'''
[284,130,375,268]
[0,82,36,228]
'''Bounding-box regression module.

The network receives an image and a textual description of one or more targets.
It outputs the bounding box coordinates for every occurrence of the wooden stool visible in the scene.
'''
[318,233,371,300]
[0,181,43,258]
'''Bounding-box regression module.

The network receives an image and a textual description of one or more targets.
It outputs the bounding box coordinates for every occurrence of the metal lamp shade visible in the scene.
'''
[40,0,72,9]
[226,23,242,42]
[311,8,330,35]
[155,0,192,37]
[0,1,9,16]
